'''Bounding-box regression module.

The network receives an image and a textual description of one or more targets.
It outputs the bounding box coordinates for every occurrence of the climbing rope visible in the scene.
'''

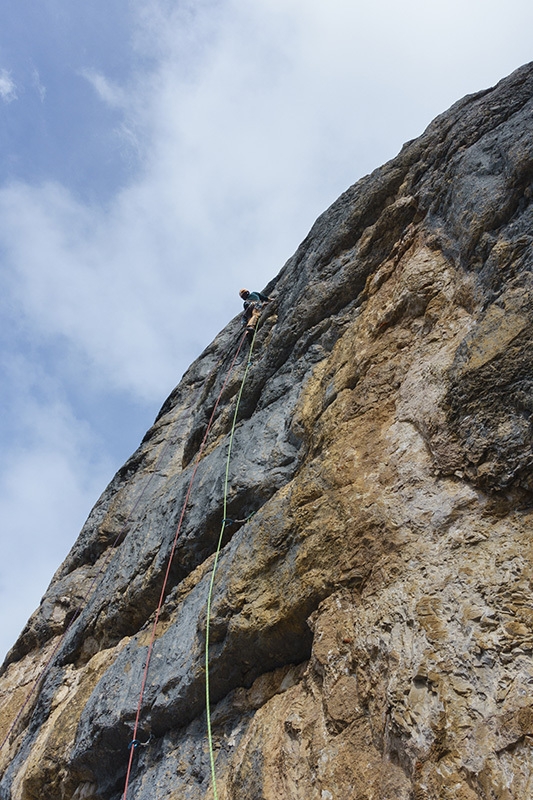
[205,325,259,800]
[1,329,247,767]
[0,425,177,755]
[122,328,250,800]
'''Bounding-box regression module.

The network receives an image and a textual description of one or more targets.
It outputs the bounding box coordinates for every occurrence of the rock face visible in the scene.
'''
[2,63,533,800]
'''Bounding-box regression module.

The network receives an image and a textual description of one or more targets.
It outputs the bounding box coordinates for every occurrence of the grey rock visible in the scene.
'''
[3,62,533,800]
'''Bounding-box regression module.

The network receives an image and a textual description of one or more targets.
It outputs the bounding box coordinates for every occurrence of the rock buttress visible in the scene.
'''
[2,62,533,800]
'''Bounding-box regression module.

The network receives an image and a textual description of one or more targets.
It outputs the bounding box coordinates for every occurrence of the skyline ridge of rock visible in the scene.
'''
[2,61,533,799]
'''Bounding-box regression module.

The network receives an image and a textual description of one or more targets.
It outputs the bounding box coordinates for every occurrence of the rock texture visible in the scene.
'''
[2,63,533,800]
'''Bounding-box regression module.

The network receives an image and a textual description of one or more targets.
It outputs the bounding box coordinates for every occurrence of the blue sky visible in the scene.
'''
[0,0,141,195]
[1,0,532,661]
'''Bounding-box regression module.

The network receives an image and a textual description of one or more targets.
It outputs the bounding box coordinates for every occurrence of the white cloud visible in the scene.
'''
[80,68,127,108]
[2,0,531,403]
[2,0,533,661]
[2,0,533,407]
[0,68,17,103]
[0,377,113,661]
[31,68,46,102]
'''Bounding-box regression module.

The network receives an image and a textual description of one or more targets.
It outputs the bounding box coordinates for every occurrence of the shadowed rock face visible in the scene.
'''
[2,63,533,800]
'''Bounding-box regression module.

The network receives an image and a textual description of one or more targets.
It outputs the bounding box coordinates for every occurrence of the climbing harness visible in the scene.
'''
[205,325,259,800]
[122,328,250,800]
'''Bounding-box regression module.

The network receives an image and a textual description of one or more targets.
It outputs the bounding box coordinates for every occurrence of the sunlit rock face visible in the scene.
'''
[2,62,533,800]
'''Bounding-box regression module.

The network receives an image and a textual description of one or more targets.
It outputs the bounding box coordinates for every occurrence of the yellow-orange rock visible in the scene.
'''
[2,63,533,800]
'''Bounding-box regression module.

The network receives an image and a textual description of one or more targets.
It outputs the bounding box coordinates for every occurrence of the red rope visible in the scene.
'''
[0,330,246,757]
[0,432,172,754]
[121,330,248,799]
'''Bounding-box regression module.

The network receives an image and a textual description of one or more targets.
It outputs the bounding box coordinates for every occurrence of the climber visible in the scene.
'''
[239,288,271,332]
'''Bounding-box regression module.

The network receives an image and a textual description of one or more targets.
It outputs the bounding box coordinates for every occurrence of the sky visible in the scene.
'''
[0,0,532,663]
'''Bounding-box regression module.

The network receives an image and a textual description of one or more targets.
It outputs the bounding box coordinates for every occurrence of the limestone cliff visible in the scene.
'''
[2,63,533,800]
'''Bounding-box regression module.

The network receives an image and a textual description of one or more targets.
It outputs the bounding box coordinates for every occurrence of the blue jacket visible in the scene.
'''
[245,291,269,305]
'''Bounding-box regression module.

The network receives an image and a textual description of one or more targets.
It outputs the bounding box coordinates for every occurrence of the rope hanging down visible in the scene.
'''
[205,325,259,800]
[122,328,249,800]
[1,330,247,756]
[0,417,179,755]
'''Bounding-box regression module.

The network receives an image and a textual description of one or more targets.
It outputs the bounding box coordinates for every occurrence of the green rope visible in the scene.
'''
[205,326,259,799]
